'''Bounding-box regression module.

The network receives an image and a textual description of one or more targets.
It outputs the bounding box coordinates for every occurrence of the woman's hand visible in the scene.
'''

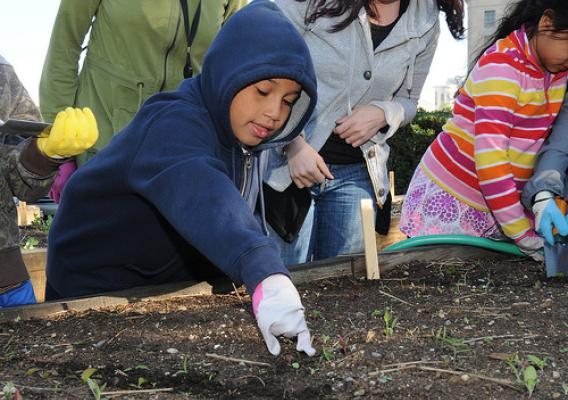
[334,105,388,147]
[286,136,333,188]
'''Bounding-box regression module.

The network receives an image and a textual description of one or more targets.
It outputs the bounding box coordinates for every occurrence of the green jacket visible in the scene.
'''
[39,0,246,164]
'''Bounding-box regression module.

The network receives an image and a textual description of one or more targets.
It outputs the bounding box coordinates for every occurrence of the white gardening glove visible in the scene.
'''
[252,274,315,356]
[532,190,568,246]
[515,233,545,262]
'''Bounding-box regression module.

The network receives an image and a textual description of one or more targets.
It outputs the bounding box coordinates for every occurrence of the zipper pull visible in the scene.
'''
[240,147,252,196]
[242,147,252,169]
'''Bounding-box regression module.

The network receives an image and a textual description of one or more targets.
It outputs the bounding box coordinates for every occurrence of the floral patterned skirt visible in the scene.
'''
[400,166,505,239]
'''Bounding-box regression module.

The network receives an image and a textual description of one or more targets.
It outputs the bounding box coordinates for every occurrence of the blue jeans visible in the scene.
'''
[269,163,376,265]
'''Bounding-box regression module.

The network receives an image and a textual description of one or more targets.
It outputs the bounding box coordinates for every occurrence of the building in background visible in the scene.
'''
[433,75,463,110]
[434,84,453,110]
[466,0,517,68]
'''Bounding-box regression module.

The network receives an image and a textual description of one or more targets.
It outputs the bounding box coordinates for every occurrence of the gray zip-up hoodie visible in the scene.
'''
[265,0,440,205]
[522,95,568,207]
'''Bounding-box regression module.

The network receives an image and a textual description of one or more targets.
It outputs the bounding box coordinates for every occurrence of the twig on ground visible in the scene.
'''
[103,327,128,347]
[100,388,174,396]
[377,289,412,306]
[2,335,14,352]
[459,306,511,312]
[347,318,357,329]
[417,366,521,392]
[32,325,46,335]
[462,334,515,345]
[370,366,415,375]
[335,351,361,366]
[369,360,443,376]
[205,353,272,367]
[368,363,522,392]
[232,283,244,304]
[505,334,541,342]
[382,360,444,369]
[238,375,266,386]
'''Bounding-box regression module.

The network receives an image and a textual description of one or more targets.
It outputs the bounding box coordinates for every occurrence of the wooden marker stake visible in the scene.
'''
[360,198,380,280]
[17,201,28,226]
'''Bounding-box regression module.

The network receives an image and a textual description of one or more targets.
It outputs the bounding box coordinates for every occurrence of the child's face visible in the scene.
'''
[532,14,568,74]
[230,79,301,147]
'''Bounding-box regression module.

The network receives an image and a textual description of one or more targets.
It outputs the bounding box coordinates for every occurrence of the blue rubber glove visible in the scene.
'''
[532,191,568,246]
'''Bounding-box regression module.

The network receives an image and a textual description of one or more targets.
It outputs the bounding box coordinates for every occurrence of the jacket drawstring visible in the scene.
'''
[137,82,144,110]
[256,154,269,236]
[346,26,356,116]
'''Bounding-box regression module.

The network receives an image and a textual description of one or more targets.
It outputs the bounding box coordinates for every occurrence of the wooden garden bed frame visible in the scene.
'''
[20,214,408,303]
[4,243,513,323]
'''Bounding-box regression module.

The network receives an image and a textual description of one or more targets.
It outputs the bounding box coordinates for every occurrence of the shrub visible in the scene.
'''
[387,109,451,194]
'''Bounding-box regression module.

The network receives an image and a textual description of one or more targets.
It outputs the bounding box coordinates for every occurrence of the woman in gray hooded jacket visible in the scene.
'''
[265,0,465,264]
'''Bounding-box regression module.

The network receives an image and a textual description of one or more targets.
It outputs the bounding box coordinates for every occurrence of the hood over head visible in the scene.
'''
[199,0,317,150]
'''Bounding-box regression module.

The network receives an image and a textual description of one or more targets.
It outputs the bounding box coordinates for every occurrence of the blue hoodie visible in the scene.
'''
[45,0,317,299]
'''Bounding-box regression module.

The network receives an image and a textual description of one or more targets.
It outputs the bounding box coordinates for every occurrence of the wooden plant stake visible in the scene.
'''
[389,171,395,198]
[17,201,27,226]
[359,198,380,279]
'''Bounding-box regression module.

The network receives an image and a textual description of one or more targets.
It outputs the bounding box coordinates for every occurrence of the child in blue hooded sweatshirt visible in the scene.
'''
[45,0,318,357]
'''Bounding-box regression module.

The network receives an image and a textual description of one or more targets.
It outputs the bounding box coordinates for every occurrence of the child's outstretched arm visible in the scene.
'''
[128,112,314,356]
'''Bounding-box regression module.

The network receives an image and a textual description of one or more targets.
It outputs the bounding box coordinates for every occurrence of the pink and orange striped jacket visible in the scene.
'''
[421,27,567,240]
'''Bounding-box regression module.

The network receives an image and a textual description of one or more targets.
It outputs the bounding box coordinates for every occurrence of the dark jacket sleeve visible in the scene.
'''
[522,95,568,208]
[127,111,289,293]
[3,139,64,202]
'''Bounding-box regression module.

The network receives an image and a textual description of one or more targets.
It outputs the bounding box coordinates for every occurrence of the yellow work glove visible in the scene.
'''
[37,107,98,159]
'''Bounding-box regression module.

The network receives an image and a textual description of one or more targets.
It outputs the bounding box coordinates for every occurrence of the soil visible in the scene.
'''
[1,256,567,399]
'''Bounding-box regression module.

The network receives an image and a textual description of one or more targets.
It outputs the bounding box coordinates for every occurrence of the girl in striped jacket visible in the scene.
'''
[400,0,568,261]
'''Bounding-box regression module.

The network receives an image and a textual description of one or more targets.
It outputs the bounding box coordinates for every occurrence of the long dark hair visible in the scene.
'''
[470,0,568,69]
[296,0,465,39]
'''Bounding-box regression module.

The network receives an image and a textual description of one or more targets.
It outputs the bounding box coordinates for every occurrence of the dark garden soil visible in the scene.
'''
[18,227,48,249]
[1,256,567,400]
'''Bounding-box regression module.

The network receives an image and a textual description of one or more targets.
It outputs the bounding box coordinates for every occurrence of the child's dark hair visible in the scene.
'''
[470,0,568,69]
[295,0,465,39]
